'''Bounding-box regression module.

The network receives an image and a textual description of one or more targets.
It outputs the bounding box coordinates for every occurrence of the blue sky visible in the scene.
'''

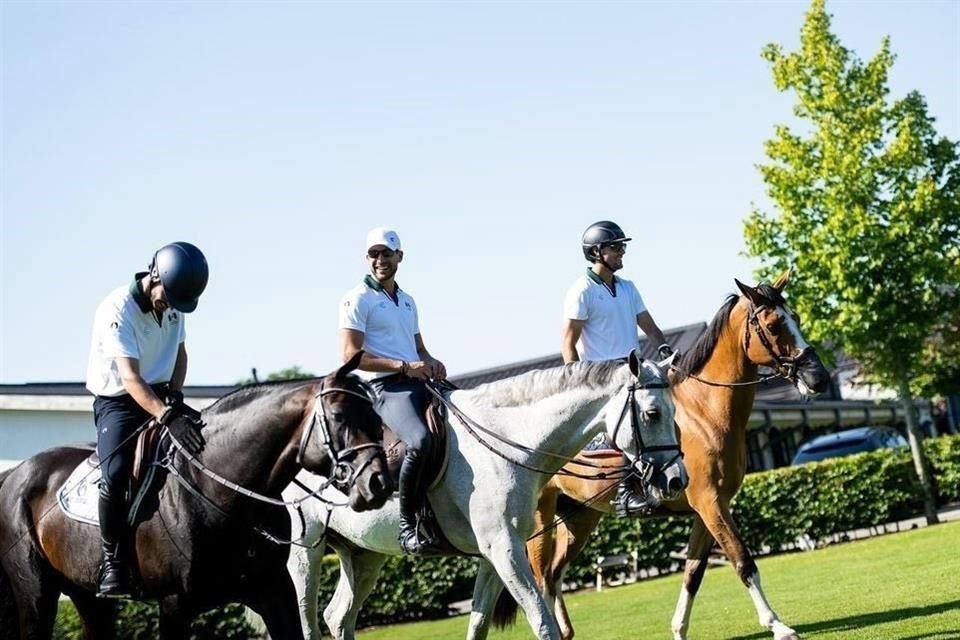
[1,1,957,384]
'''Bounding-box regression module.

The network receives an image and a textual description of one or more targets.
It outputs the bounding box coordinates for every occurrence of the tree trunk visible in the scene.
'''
[896,374,939,525]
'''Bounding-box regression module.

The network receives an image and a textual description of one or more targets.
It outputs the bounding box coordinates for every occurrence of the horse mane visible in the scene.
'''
[203,379,313,415]
[671,295,739,384]
[469,360,632,408]
[204,374,374,416]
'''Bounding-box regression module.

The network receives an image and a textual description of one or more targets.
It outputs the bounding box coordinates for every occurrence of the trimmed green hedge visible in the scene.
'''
[341,433,960,624]
[51,434,960,636]
[53,602,254,640]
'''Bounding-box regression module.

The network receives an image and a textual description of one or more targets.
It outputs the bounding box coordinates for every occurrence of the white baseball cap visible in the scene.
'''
[365,227,402,252]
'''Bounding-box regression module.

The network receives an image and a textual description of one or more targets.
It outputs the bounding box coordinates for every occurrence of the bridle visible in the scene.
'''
[295,378,385,492]
[426,373,681,482]
[609,379,683,485]
[160,378,385,547]
[675,301,814,389]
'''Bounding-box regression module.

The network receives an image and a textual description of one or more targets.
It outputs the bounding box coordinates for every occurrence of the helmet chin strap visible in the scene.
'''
[593,247,620,273]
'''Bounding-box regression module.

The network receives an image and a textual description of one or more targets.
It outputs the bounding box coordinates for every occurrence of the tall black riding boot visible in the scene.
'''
[614,480,654,517]
[397,448,439,555]
[97,485,134,598]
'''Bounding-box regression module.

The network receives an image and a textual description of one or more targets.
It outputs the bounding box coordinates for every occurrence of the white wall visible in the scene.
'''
[0,409,94,471]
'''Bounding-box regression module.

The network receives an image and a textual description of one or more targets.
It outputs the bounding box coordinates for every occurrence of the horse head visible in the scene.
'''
[734,271,831,397]
[297,351,392,511]
[604,352,687,508]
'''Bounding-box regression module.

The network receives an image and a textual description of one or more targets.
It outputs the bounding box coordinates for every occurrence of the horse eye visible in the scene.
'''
[330,411,345,423]
[766,319,782,334]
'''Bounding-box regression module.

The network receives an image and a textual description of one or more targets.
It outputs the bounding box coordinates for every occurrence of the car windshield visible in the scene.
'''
[792,438,873,465]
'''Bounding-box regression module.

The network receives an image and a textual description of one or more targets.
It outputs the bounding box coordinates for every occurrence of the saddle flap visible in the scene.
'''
[381,392,450,489]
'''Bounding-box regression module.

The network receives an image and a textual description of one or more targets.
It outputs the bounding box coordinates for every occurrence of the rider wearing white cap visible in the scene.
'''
[562,221,674,516]
[339,228,448,554]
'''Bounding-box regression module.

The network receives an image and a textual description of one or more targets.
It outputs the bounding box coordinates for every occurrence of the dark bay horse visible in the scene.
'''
[0,353,391,640]
[504,273,831,640]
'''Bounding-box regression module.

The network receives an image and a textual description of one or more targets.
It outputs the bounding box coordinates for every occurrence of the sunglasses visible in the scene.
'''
[602,242,627,252]
[367,249,397,260]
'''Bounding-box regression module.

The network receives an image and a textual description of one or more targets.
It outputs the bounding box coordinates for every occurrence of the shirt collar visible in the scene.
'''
[129,272,154,313]
[363,274,401,294]
[585,268,617,296]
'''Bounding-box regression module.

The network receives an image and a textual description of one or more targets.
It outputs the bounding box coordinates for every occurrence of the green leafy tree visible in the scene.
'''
[745,0,960,524]
[236,365,315,386]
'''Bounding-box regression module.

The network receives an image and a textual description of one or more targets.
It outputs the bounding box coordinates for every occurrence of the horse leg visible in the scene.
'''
[322,543,388,640]
[5,547,59,640]
[246,572,306,640]
[670,515,714,640]
[548,505,603,640]
[288,537,327,640]
[67,589,117,639]
[466,558,504,640]
[527,488,558,616]
[158,596,190,640]
[696,499,799,640]
[484,535,561,640]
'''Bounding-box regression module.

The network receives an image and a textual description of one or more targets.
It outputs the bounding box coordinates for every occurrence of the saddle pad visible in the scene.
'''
[57,455,101,526]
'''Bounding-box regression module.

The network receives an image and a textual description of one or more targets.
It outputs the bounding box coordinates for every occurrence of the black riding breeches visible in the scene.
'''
[371,377,432,453]
[93,384,169,494]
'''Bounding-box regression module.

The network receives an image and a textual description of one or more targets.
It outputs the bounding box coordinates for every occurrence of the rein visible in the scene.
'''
[425,376,676,481]
[162,381,383,547]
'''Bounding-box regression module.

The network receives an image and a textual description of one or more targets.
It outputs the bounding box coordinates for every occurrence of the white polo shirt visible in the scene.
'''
[86,277,186,397]
[564,270,647,362]
[339,275,421,380]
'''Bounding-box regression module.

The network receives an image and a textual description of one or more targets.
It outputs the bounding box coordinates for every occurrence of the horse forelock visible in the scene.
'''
[755,283,787,307]
[671,295,739,383]
[469,360,631,408]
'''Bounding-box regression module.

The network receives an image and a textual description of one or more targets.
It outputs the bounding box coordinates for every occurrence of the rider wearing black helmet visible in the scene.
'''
[563,221,675,516]
[85,242,209,598]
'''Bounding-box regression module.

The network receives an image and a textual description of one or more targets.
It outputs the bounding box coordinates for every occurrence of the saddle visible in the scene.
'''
[382,391,450,489]
[382,389,469,556]
[58,423,170,527]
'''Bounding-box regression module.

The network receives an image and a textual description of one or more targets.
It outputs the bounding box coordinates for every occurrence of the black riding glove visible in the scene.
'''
[159,406,205,456]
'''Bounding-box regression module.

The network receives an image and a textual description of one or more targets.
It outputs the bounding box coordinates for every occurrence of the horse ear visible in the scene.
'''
[735,278,767,307]
[772,269,791,292]
[628,350,643,378]
[336,350,364,379]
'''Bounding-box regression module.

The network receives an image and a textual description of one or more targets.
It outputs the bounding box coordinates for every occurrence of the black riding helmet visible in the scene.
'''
[152,242,209,313]
[581,221,632,263]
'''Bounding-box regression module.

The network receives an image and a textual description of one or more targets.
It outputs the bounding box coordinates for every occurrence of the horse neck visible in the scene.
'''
[676,300,758,436]
[459,377,624,476]
[187,389,307,508]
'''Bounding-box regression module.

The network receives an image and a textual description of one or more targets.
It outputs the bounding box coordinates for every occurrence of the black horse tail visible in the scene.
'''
[492,589,519,629]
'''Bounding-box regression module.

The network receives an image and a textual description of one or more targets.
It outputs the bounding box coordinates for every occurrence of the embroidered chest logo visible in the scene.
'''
[404,301,412,311]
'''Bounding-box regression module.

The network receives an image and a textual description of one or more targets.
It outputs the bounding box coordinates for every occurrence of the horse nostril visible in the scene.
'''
[369,473,384,495]
[667,476,685,494]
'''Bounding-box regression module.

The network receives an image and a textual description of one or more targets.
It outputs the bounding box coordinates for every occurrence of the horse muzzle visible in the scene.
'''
[793,348,831,397]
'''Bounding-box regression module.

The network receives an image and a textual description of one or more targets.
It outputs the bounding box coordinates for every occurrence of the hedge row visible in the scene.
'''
[52,434,960,637]
[327,433,960,626]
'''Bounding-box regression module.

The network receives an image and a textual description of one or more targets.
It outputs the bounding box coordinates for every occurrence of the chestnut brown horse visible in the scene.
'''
[0,353,392,640]
[499,273,831,640]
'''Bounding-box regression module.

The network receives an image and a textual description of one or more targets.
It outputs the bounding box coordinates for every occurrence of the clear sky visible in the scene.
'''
[1,0,957,385]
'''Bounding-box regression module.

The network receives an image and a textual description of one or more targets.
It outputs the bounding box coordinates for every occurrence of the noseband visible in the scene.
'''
[744,304,814,384]
[296,379,384,491]
[610,379,683,483]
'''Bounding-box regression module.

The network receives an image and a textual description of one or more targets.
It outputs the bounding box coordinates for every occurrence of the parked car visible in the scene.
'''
[791,426,908,466]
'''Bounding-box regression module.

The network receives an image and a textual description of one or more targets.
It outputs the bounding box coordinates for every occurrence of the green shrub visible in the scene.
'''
[54,600,254,639]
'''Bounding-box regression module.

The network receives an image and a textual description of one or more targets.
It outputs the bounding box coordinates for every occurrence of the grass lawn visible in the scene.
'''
[357,520,960,639]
